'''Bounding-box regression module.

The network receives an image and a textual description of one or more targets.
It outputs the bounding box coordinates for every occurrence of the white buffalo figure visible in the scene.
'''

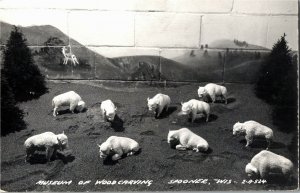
[245,150,294,179]
[198,83,227,104]
[98,136,140,161]
[24,131,68,162]
[100,99,117,122]
[147,93,171,118]
[167,128,209,152]
[52,91,86,117]
[179,99,210,122]
[233,120,273,149]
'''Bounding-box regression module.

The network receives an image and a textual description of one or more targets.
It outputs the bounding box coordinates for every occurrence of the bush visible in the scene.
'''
[38,36,65,69]
[2,26,48,101]
[1,72,26,136]
[255,34,297,132]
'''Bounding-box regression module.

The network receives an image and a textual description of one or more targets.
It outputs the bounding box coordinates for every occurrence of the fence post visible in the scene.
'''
[223,49,228,84]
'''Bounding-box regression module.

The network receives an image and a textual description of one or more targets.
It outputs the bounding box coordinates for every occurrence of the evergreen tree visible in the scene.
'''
[1,72,26,136]
[3,26,48,101]
[255,34,297,132]
[37,37,66,70]
[40,36,65,56]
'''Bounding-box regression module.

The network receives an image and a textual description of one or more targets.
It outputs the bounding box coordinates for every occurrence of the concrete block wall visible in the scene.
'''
[1,0,298,49]
[0,0,298,82]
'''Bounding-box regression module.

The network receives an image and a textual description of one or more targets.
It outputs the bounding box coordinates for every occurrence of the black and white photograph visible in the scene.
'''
[0,0,298,192]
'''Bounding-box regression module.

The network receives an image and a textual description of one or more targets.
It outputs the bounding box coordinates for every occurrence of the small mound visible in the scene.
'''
[140,130,155,136]
[65,125,79,134]
[86,106,105,123]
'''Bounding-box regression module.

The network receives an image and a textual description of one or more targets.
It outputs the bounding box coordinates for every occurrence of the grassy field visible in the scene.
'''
[0,81,298,191]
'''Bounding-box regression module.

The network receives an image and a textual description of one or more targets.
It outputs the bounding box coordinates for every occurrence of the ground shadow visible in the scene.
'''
[134,148,142,155]
[80,108,88,113]
[174,114,218,127]
[226,97,236,104]
[203,147,213,154]
[103,157,119,165]
[208,114,218,122]
[57,109,72,116]
[169,143,177,149]
[28,151,75,165]
[239,139,252,147]
[191,114,218,123]
[157,106,178,119]
[56,152,75,164]
[239,139,285,149]
[56,108,87,116]
[103,149,141,165]
[201,95,231,104]
[114,102,123,109]
[213,99,230,104]
[28,154,48,164]
[110,114,125,132]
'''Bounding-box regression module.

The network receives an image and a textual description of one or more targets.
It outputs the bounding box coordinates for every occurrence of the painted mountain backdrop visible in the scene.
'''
[1,22,130,79]
[209,39,270,50]
[0,22,281,83]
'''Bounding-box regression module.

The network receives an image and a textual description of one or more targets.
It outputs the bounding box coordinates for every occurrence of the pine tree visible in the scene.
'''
[1,72,26,136]
[255,34,297,132]
[3,26,48,101]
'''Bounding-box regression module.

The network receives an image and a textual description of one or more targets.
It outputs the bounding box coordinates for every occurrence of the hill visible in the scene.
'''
[0,22,122,79]
[1,22,69,46]
[0,22,278,83]
[209,39,270,50]
[160,56,223,82]
[108,55,161,80]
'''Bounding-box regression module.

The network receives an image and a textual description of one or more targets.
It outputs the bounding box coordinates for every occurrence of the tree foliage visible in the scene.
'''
[2,26,48,101]
[255,34,297,132]
[1,72,26,136]
[36,36,66,70]
[40,36,65,55]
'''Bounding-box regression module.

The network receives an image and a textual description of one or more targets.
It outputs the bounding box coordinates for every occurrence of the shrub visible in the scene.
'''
[1,72,26,136]
[255,34,297,132]
[2,26,48,101]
